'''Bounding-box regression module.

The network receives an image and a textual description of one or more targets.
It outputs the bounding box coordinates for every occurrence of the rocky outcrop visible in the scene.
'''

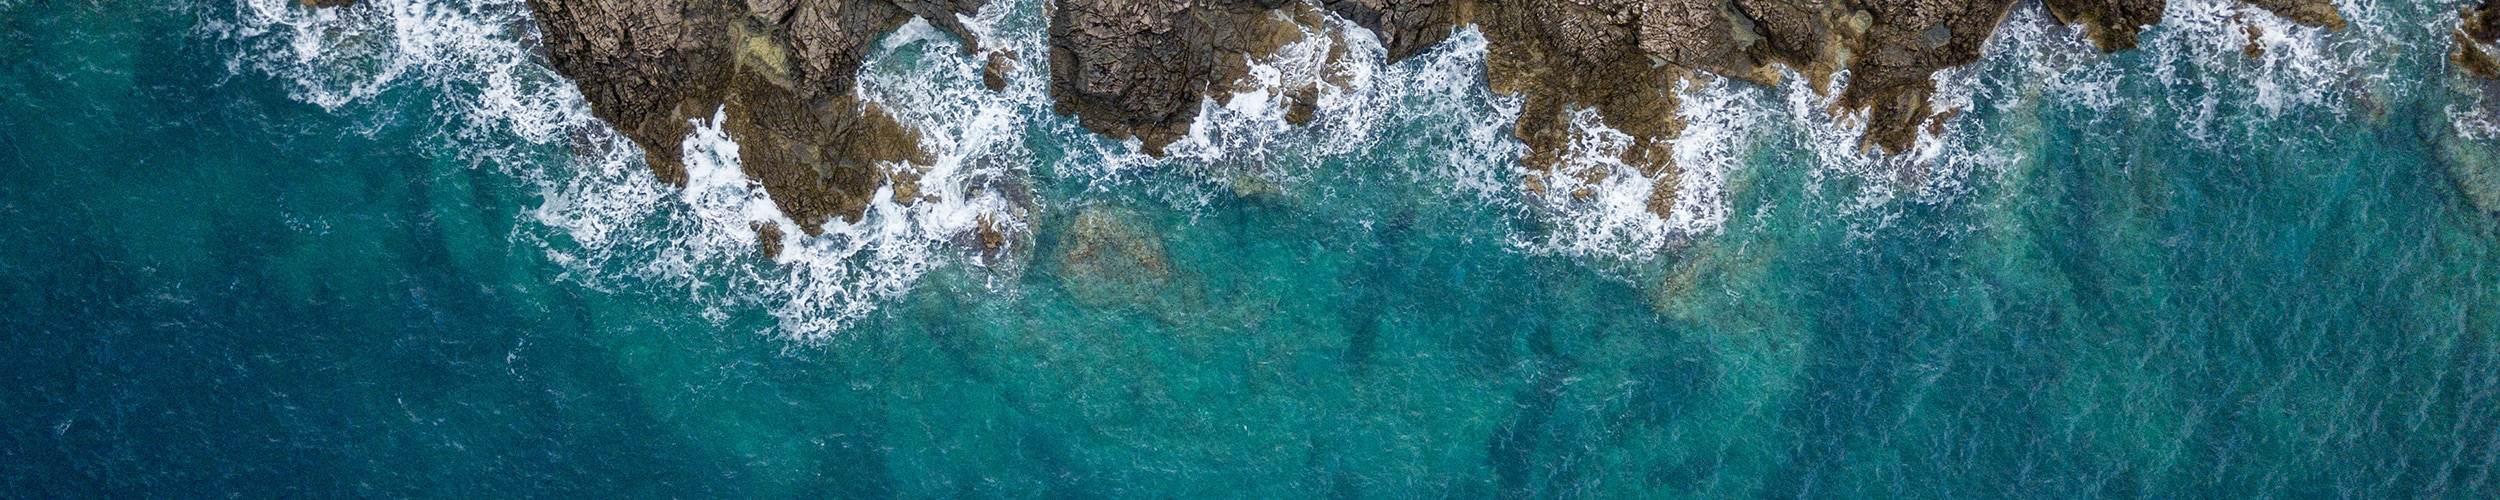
[523,0,987,232]
[1471,0,1730,211]
[1035,0,2347,220]
[2458,1,2500,80]
[1046,0,1318,154]
[512,0,2351,242]
[2042,0,2166,52]
[2243,0,2346,31]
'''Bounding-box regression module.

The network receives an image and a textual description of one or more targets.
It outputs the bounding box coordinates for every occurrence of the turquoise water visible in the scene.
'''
[9,0,2500,496]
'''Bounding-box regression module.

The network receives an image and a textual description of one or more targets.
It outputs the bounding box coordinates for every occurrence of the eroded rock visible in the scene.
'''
[2043,0,2164,51]
[520,0,2354,245]
[2458,1,2500,80]
[1047,0,1318,155]
[982,50,1016,91]
[525,0,984,233]
[2242,0,2346,31]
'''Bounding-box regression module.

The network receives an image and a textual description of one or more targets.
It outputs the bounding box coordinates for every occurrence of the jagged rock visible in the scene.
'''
[2242,0,2346,31]
[983,50,1015,91]
[1032,0,2349,218]
[2243,24,2266,58]
[520,0,2353,239]
[753,221,786,257]
[2459,1,2500,80]
[525,0,982,234]
[1477,0,1707,213]
[1319,0,1460,61]
[1295,0,1764,216]
[299,0,357,7]
[1833,0,2020,153]
[2042,0,2164,51]
[1047,0,1315,155]
[2469,0,2500,43]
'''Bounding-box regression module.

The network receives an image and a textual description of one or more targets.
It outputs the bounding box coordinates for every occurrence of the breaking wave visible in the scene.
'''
[205,0,1037,341]
[201,0,2444,338]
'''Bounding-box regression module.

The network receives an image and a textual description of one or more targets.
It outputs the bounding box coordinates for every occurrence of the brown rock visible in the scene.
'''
[2043,0,2166,51]
[2241,0,2347,31]
[2469,1,2500,43]
[2458,2,2500,80]
[299,0,357,7]
[518,0,2356,244]
[525,0,981,234]
[753,221,786,257]
[1318,0,1461,61]
[2243,23,2266,59]
[983,50,1016,91]
[1833,0,2022,153]
[1047,0,1316,155]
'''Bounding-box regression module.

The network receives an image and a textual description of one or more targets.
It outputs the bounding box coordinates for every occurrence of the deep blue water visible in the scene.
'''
[8,0,2500,497]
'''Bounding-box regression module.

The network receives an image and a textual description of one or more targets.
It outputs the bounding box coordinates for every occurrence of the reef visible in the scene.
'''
[292,0,2350,235]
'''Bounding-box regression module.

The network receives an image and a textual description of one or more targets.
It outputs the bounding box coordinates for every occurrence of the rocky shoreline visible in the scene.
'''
[307,0,2351,236]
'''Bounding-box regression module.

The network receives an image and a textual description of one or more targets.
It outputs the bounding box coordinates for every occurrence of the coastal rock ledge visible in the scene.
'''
[308,0,2346,233]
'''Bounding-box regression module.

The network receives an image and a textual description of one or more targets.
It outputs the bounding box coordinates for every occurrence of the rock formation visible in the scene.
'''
[520,0,987,232]
[486,0,2351,241]
[1046,0,1319,154]
[2458,0,2500,80]
[1040,0,2346,218]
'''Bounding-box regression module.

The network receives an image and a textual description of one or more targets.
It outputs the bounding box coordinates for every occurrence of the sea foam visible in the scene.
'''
[204,0,2436,339]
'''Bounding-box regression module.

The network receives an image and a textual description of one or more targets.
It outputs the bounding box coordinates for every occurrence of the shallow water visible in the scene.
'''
[8,0,2500,496]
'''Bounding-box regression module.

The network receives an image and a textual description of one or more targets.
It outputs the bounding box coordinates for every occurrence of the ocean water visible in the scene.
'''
[8,0,2500,496]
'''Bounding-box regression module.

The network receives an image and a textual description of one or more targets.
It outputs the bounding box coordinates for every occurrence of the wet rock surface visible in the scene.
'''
[2043,0,2166,51]
[1047,0,1318,155]
[2458,1,2500,80]
[518,0,2352,241]
[1038,0,2348,218]
[523,0,983,233]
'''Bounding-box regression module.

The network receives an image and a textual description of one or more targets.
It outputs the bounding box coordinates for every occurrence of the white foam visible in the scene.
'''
[1493,76,1762,261]
[203,0,2444,338]
[2136,0,2416,144]
[1664,78,1762,236]
[1034,9,1389,209]
[208,0,1048,342]
[207,0,587,145]
[655,8,1051,342]
[2453,99,2500,142]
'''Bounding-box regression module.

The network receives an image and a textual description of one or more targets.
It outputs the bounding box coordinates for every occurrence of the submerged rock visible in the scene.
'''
[1056,207,1175,308]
